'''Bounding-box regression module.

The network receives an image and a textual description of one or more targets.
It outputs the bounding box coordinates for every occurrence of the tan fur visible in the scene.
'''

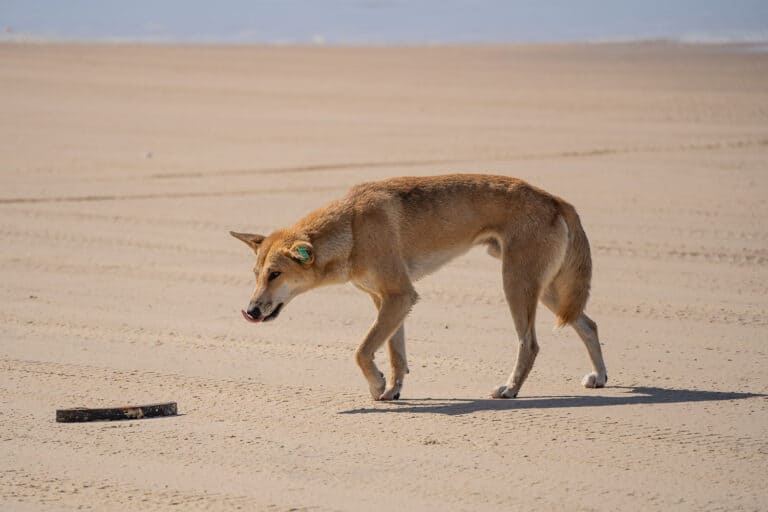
[231,174,607,400]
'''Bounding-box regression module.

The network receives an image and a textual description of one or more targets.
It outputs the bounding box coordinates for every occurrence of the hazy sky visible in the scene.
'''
[2,0,767,44]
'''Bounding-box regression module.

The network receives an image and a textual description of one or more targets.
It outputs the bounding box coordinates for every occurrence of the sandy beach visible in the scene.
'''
[1,42,766,510]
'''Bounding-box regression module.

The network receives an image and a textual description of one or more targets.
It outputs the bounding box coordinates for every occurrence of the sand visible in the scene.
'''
[1,42,766,511]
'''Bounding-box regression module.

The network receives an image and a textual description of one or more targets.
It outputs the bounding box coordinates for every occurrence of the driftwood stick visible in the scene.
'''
[56,402,178,423]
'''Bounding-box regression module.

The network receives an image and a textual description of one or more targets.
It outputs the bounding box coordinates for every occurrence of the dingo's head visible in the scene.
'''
[230,230,316,323]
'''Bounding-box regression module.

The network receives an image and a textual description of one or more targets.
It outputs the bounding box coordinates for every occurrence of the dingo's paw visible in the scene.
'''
[369,372,386,400]
[379,388,401,401]
[490,385,518,399]
[581,372,607,388]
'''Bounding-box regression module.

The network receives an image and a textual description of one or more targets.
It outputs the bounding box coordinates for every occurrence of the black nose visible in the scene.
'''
[246,305,262,319]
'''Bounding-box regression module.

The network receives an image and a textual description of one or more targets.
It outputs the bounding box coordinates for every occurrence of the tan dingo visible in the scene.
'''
[231,174,607,401]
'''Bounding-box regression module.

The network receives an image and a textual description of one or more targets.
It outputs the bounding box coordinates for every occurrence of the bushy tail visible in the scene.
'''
[551,200,592,327]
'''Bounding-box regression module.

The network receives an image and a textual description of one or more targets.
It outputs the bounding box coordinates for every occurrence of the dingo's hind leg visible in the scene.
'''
[572,313,607,387]
[541,289,607,388]
[492,257,541,399]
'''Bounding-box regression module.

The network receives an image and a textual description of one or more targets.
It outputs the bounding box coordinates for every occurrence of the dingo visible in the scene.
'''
[231,174,607,400]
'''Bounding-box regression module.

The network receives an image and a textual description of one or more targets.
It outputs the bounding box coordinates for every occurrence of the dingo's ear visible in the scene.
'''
[289,241,314,266]
[229,231,265,251]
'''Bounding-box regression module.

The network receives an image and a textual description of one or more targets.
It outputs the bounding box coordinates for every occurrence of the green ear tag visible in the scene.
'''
[296,245,310,262]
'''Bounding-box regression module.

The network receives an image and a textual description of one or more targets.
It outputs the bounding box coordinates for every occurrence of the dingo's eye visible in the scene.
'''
[268,271,281,282]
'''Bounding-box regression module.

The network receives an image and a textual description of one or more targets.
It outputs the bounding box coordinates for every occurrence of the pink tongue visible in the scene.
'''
[241,309,262,323]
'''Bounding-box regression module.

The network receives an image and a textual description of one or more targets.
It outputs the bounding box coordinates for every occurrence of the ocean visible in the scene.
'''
[1,0,767,45]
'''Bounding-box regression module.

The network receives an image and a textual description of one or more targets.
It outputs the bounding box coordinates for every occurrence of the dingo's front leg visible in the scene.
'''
[355,292,415,401]
[380,324,408,400]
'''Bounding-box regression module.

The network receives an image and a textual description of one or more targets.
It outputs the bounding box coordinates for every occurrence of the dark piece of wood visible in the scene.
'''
[56,402,177,423]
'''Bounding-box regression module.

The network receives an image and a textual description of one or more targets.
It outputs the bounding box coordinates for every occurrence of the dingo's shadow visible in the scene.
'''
[338,386,765,416]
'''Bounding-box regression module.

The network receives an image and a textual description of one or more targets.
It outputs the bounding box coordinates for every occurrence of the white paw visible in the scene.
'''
[379,388,401,401]
[368,372,386,400]
[581,372,607,388]
[490,385,518,399]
